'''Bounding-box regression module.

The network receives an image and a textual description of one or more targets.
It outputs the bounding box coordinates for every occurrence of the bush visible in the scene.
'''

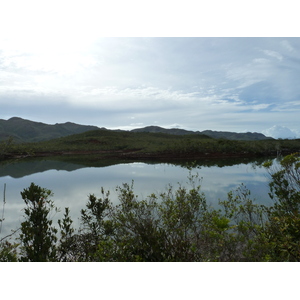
[19,183,58,262]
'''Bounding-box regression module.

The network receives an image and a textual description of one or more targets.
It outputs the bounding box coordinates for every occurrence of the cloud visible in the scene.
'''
[1,37,300,135]
[262,50,283,61]
[262,125,300,139]
[270,101,300,112]
[250,103,272,111]
[225,57,272,90]
[281,40,295,52]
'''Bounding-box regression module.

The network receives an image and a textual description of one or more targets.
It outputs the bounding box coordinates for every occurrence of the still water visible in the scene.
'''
[0,156,275,239]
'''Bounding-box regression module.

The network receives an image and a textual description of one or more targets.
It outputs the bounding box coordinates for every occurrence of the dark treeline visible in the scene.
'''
[1,129,300,161]
[1,153,300,262]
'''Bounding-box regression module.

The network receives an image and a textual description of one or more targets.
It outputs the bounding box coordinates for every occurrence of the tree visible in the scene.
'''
[0,136,14,159]
[19,183,58,262]
[219,184,269,261]
[109,181,164,262]
[265,153,300,213]
[61,188,114,262]
[57,207,75,262]
[157,174,209,261]
[0,240,18,262]
[263,153,300,261]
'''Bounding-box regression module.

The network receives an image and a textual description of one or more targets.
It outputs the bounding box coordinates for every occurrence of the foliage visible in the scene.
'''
[2,126,300,162]
[18,183,58,262]
[75,189,113,261]
[0,137,15,158]
[219,185,270,261]
[0,240,18,262]
[57,207,75,262]
[263,153,300,261]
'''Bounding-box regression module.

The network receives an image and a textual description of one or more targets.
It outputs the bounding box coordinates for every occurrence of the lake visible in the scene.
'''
[0,155,276,239]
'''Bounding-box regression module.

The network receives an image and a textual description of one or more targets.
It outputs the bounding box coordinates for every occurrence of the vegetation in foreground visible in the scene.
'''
[0,153,300,262]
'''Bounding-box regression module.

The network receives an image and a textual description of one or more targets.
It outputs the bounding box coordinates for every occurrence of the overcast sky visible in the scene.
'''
[1,1,299,138]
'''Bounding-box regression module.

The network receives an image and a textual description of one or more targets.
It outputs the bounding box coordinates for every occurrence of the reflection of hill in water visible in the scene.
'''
[0,159,85,178]
[0,155,271,179]
[0,156,135,178]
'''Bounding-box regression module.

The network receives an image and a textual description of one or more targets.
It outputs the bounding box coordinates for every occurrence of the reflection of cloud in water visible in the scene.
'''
[195,163,271,206]
[130,162,145,168]
[0,160,272,239]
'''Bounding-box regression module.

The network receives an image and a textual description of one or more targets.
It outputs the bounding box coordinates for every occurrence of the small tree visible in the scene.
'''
[219,184,269,261]
[71,188,113,261]
[263,153,300,261]
[57,207,75,262]
[19,183,58,262]
[0,240,18,262]
[110,181,164,262]
[265,153,300,214]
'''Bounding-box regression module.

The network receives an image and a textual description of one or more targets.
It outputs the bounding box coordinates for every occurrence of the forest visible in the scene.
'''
[1,128,300,161]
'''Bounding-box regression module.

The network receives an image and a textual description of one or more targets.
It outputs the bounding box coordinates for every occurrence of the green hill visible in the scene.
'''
[131,126,273,140]
[131,126,195,135]
[0,117,273,144]
[0,117,100,143]
[2,123,300,161]
[200,130,273,140]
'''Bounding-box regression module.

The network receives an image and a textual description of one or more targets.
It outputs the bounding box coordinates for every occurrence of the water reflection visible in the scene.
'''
[0,156,275,239]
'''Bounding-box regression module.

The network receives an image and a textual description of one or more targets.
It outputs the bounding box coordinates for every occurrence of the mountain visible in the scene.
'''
[0,117,101,143]
[131,126,273,140]
[131,126,196,135]
[200,130,273,141]
[0,117,273,143]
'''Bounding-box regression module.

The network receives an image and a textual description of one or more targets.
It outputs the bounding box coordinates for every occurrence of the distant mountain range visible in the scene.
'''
[0,117,273,143]
[131,126,273,140]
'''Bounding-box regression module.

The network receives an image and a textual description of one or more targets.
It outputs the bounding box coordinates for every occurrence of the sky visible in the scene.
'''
[1,1,300,139]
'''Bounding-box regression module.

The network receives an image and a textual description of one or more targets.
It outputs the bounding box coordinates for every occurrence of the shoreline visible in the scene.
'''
[1,148,290,162]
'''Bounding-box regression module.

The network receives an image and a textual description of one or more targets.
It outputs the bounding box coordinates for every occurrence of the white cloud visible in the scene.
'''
[70,86,208,111]
[0,39,98,76]
[281,40,295,52]
[262,125,300,139]
[262,50,283,61]
[250,103,271,111]
[1,37,300,135]
[130,122,143,127]
[225,58,272,89]
[271,101,300,112]
[168,123,183,129]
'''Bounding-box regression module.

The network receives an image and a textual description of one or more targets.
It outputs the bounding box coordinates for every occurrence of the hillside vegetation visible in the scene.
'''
[1,117,300,161]
[133,125,273,140]
[1,127,300,161]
